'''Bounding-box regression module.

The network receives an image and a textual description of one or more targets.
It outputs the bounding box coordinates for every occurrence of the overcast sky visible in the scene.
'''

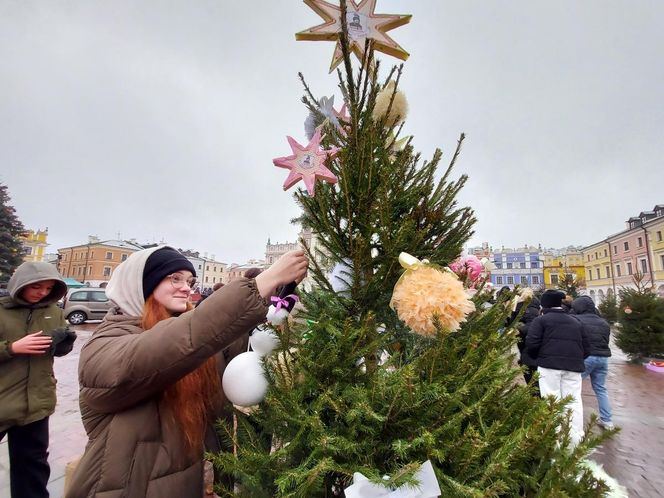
[2,1,663,264]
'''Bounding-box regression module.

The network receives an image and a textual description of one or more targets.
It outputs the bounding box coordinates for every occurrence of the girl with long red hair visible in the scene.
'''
[67,246,307,498]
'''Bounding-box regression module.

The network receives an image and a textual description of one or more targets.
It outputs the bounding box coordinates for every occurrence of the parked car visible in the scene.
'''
[62,288,113,324]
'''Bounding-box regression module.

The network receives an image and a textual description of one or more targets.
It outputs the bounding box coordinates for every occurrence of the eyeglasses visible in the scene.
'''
[167,274,197,289]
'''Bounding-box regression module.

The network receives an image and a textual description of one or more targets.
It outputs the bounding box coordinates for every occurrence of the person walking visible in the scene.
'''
[66,246,307,498]
[572,295,614,430]
[1,262,76,498]
[526,289,590,446]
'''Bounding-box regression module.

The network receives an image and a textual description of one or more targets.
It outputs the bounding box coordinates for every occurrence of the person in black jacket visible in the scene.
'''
[514,297,541,394]
[572,296,614,430]
[526,289,591,446]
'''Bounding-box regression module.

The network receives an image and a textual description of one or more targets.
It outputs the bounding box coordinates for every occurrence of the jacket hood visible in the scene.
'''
[7,262,67,306]
[105,245,174,317]
[572,295,598,315]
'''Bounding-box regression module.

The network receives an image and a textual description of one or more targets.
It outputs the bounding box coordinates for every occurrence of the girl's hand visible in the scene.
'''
[10,331,53,355]
[255,250,308,298]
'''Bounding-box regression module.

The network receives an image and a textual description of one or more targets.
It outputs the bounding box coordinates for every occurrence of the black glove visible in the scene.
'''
[45,327,77,357]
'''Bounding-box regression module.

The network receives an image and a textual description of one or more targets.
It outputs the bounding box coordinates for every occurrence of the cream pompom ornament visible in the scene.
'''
[372,80,409,128]
[390,252,475,336]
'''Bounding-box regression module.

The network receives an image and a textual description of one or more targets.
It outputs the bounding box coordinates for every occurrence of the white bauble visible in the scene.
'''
[222,352,268,407]
[250,328,280,356]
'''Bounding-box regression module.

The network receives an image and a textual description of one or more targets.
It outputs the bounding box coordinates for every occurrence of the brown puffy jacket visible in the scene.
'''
[66,279,267,498]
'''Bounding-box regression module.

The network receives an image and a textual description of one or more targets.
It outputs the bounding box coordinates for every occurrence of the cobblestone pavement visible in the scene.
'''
[2,324,663,497]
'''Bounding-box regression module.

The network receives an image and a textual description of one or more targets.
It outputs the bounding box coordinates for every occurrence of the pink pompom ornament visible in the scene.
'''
[390,253,476,336]
[448,255,484,285]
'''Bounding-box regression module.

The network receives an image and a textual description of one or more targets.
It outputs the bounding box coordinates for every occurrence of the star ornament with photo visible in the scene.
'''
[296,0,411,72]
[273,128,339,196]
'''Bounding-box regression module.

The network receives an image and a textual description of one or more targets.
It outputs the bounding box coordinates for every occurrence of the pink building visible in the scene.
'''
[607,213,656,291]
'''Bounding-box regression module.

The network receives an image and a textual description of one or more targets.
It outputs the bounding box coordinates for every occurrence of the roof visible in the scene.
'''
[63,278,86,288]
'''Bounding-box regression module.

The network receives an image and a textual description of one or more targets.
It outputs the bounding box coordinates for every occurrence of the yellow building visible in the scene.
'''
[57,237,144,287]
[542,251,586,290]
[581,241,615,303]
[20,228,49,262]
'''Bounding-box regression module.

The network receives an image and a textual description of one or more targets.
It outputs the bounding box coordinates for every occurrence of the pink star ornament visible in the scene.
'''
[273,128,339,196]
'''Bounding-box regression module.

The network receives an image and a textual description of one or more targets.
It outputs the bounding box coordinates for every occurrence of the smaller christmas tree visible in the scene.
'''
[0,183,26,283]
[615,275,664,361]
[597,293,618,324]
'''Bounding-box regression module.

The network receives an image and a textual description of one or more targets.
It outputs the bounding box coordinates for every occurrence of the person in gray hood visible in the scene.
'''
[0,261,76,498]
[572,295,614,430]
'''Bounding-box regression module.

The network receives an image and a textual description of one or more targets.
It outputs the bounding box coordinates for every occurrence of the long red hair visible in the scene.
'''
[142,295,222,456]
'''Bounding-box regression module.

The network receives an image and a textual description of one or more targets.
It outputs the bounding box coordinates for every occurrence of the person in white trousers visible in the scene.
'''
[526,289,590,447]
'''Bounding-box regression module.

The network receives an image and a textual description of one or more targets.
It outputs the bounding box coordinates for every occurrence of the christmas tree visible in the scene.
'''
[0,183,26,283]
[615,275,664,361]
[213,3,608,496]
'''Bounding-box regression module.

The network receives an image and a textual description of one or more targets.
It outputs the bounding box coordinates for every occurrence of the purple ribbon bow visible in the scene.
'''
[270,294,300,312]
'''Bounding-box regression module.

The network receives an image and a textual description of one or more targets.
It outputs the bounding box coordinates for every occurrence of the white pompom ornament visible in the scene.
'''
[222,351,268,407]
[250,328,280,356]
[266,305,290,326]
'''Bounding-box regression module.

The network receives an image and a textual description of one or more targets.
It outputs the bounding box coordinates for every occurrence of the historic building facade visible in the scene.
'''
[20,228,49,262]
[490,247,544,289]
[57,237,144,287]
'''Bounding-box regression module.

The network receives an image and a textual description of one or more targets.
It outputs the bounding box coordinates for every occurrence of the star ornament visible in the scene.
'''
[273,128,339,196]
[296,0,411,72]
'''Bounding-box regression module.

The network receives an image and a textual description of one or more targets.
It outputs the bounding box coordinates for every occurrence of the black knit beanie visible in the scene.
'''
[142,248,196,299]
[540,289,565,309]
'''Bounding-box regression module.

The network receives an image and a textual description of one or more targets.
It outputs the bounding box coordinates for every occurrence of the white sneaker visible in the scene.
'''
[597,419,615,430]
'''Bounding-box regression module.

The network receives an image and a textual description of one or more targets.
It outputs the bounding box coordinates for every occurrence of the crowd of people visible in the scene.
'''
[511,288,615,446]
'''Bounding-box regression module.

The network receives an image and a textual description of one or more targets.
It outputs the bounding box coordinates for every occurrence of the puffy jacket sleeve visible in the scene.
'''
[79,279,268,413]
[526,317,544,359]
[0,340,13,363]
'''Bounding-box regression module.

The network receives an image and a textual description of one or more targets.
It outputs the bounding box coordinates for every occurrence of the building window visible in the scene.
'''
[106,251,113,260]
[531,262,538,268]
[604,249,608,257]
[588,271,592,281]
[205,276,209,283]
[506,263,513,269]
[624,241,629,251]
[103,266,112,277]
[532,275,540,284]
[496,276,503,285]
[627,262,633,275]
[616,264,621,277]
[90,251,94,258]
[596,268,600,279]
[495,263,502,269]
[640,259,648,273]
[23,246,33,255]
[657,231,662,242]
[507,276,514,285]
[613,245,617,254]
[661,255,664,270]
[605,266,610,278]
[587,255,591,261]
[520,276,528,285]
[638,237,643,248]
[550,274,559,285]
[519,262,526,269]
[206,265,210,271]
[121,254,128,262]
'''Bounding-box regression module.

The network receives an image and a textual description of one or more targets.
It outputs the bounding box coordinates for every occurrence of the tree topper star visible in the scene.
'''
[296,0,411,72]
[273,128,339,196]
